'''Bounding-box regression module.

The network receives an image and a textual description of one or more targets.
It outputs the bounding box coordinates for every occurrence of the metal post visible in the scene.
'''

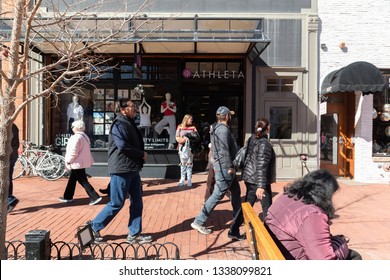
[25,230,51,260]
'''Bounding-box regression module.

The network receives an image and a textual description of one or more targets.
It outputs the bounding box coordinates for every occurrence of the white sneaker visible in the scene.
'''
[191,222,212,235]
[178,180,185,187]
[89,196,102,206]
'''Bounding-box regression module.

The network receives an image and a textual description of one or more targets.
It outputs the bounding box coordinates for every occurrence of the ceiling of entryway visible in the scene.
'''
[0,16,271,58]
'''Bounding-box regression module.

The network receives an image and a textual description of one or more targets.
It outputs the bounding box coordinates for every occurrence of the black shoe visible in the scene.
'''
[7,199,19,214]
[99,183,111,195]
[99,188,109,195]
[228,231,246,241]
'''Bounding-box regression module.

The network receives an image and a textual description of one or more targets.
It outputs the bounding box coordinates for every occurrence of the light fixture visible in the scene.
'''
[379,88,390,121]
[373,108,378,119]
[339,42,346,49]
[381,112,390,122]
[76,223,94,250]
[386,126,390,137]
[320,43,328,51]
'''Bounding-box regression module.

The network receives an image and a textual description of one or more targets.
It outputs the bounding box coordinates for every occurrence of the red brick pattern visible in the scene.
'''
[6,175,390,260]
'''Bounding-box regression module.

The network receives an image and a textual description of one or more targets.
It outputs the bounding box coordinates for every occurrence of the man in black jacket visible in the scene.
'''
[8,123,20,213]
[89,98,151,244]
[191,106,242,239]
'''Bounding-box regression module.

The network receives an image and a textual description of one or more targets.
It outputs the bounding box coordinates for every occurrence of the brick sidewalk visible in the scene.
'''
[6,174,390,260]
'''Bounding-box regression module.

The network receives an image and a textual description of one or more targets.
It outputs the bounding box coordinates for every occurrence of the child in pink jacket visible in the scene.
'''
[59,120,101,205]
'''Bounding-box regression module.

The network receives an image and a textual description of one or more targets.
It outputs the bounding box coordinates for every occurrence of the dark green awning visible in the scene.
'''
[321,61,386,95]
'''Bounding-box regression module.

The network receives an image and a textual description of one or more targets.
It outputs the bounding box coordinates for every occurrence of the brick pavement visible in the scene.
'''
[6,173,390,260]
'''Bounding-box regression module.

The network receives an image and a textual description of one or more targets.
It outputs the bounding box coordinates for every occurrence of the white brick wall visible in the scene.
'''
[319,0,390,183]
[319,0,390,81]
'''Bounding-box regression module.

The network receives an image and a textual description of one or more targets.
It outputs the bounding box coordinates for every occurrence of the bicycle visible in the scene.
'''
[13,141,66,181]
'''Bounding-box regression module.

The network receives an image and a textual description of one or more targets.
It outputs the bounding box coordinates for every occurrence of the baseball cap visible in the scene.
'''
[216,106,235,116]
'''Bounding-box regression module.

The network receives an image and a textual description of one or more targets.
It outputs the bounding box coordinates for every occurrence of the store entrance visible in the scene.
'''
[182,82,244,171]
[320,93,355,178]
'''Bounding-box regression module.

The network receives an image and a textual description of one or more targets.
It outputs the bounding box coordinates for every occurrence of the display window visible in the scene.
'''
[52,85,181,150]
[51,58,243,155]
[372,73,390,155]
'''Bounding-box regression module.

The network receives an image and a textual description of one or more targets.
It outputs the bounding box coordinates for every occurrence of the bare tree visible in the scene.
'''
[0,0,156,259]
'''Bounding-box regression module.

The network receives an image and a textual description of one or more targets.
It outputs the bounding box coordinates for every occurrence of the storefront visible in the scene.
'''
[50,57,247,177]
[19,1,319,179]
[320,61,388,181]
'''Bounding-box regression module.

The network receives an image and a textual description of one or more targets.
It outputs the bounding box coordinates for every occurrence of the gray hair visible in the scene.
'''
[71,119,85,131]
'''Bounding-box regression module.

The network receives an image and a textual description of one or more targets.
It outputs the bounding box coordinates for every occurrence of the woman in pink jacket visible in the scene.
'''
[59,120,101,205]
[264,169,361,260]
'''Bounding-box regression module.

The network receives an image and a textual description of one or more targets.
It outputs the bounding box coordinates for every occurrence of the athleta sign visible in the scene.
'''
[182,68,245,79]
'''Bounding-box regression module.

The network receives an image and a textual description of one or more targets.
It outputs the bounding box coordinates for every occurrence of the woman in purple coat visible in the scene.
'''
[264,169,362,260]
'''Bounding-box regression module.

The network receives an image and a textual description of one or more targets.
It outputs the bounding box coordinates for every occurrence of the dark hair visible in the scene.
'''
[283,169,340,219]
[255,117,270,139]
[115,98,131,113]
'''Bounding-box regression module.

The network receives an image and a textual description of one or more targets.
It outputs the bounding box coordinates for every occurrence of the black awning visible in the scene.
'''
[320,61,386,95]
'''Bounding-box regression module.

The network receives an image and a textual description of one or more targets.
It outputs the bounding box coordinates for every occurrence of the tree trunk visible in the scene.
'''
[0,124,12,260]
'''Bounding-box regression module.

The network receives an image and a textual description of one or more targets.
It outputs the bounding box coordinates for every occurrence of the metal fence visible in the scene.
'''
[5,240,180,260]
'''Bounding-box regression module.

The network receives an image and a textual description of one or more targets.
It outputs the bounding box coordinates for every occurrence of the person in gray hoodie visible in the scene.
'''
[191,106,242,237]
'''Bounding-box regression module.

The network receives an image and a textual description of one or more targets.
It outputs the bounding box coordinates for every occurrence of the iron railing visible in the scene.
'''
[5,240,180,260]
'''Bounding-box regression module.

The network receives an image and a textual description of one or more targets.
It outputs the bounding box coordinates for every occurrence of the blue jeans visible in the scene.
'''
[194,168,241,226]
[91,172,143,236]
[180,164,193,181]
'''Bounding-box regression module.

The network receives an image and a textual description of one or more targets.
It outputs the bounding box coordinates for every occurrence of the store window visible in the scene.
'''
[52,59,181,150]
[266,77,296,139]
[372,74,390,155]
[266,77,295,92]
[269,106,292,139]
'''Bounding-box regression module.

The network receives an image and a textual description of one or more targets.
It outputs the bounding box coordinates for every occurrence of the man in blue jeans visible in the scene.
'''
[88,98,151,244]
[191,106,243,240]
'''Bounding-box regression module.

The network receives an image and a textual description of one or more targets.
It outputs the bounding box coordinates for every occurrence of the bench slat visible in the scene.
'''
[242,202,285,260]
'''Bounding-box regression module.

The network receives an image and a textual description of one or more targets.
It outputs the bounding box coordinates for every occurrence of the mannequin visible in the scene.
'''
[154,92,177,149]
[67,95,84,133]
[139,98,152,137]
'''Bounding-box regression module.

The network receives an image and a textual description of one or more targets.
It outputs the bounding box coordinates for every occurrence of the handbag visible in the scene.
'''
[331,234,350,260]
[233,137,251,169]
[233,146,246,169]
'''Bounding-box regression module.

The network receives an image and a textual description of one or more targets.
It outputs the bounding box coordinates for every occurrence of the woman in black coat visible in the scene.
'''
[228,117,276,240]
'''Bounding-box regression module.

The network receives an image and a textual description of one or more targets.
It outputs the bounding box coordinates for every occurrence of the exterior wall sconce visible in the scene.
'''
[339,42,346,49]
[339,42,348,52]
[320,43,328,51]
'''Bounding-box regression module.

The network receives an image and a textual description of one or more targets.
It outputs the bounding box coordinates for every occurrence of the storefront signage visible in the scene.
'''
[144,137,169,150]
[182,68,245,79]
[55,133,72,147]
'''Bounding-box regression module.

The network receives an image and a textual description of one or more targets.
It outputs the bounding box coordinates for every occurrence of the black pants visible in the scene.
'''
[63,169,99,201]
[229,181,272,235]
[68,118,75,133]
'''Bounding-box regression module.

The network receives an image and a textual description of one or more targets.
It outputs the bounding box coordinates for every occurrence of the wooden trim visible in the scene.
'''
[242,202,285,260]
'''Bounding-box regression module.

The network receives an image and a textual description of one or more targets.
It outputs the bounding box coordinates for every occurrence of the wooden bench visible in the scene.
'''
[242,202,285,260]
